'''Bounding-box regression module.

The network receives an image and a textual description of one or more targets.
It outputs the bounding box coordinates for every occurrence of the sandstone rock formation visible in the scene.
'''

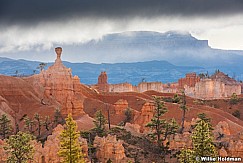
[184,71,241,99]
[109,82,137,92]
[31,47,85,117]
[137,82,163,93]
[33,124,89,163]
[162,82,178,93]
[0,95,14,125]
[114,99,129,115]
[0,75,57,131]
[0,139,7,162]
[178,73,200,90]
[134,101,154,132]
[97,71,109,92]
[93,134,131,163]
[124,123,141,136]
[213,121,231,139]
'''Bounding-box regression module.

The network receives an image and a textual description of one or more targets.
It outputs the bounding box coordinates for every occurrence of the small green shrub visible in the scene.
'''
[230,93,239,105]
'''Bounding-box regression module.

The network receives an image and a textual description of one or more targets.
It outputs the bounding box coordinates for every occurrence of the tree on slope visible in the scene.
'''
[23,116,35,134]
[93,110,107,136]
[53,108,65,128]
[4,131,34,163]
[146,97,179,162]
[192,119,217,159]
[58,114,85,163]
[146,97,168,148]
[179,91,188,133]
[178,113,217,162]
[178,149,195,163]
[34,113,42,138]
[0,114,12,139]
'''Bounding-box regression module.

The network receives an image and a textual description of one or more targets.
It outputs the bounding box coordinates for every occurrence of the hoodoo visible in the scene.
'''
[36,47,85,116]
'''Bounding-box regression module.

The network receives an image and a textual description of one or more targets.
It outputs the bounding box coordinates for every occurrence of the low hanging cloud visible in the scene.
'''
[0,0,243,61]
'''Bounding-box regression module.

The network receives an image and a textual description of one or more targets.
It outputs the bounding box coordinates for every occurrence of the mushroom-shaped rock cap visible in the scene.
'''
[55,47,62,59]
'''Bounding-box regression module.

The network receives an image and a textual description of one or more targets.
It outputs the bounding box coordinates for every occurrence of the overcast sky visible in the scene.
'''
[1,0,243,62]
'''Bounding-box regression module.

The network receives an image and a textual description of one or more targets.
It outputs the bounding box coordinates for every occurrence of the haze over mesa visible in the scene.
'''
[1,0,243,63]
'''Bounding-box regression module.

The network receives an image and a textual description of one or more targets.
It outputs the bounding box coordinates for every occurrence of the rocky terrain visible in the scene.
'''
[0,47,243,162]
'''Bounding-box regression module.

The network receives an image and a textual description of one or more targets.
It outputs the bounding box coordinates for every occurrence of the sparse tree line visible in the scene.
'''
[12,62,47,77]
[145,96,218,163]
[1,95,220,163]
[83,96,218,163]
[0,109,65,140]
[0,108,67,163]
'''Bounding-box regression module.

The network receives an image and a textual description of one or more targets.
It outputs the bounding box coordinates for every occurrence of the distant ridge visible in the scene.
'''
[1,31,243,82]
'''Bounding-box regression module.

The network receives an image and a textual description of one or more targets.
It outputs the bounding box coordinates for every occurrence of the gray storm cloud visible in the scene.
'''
[0,0,243,61]
[1,0,243,24]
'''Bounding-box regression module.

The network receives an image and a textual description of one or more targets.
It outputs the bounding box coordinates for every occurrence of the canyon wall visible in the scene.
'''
[184,72,241,99]
[109,82,137,92]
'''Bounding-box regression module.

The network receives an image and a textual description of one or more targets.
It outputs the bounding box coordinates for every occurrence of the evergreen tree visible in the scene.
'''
[172,94,181,103]
[230,93,239,105]
[53,108,65,127]
[23,116,35,134]
[58,114,85,163]
[37,62,46,71]
[168,118,179,139]
[34,113,42,138]
[93,110,107,136]
[43,116,51,131]
[192,120,217,159]
[178,149,195,163]
[179,91,188,133]
[146,97,178,162]
[4,131,34,163]
[146,97,168,148]
[178,114,217,163]
[196,113,213,131]
[0,114,12,139]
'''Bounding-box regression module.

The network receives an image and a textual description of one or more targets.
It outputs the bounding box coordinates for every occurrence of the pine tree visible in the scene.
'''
[196,113,213,131]
[178,149,195,163]
[4,131,34,163]
[146,97,177,162]
[179,91,188,133]
[34,113,42,138]
[230,93,239,105]
[37,62,46,71]
[58,114,85,163]
[53,108,65,127]
[146,97,168,148]
[93,110,107,136]
[172,94,181,103]
[192,120,217,159]
[168,118,179,139]
[43,116,51,131]
[0,114,12,139]
[178,114,217,163]
[24,116,35,134]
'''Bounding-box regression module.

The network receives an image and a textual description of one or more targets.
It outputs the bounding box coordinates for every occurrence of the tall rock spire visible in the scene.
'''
[55,47,62,63]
